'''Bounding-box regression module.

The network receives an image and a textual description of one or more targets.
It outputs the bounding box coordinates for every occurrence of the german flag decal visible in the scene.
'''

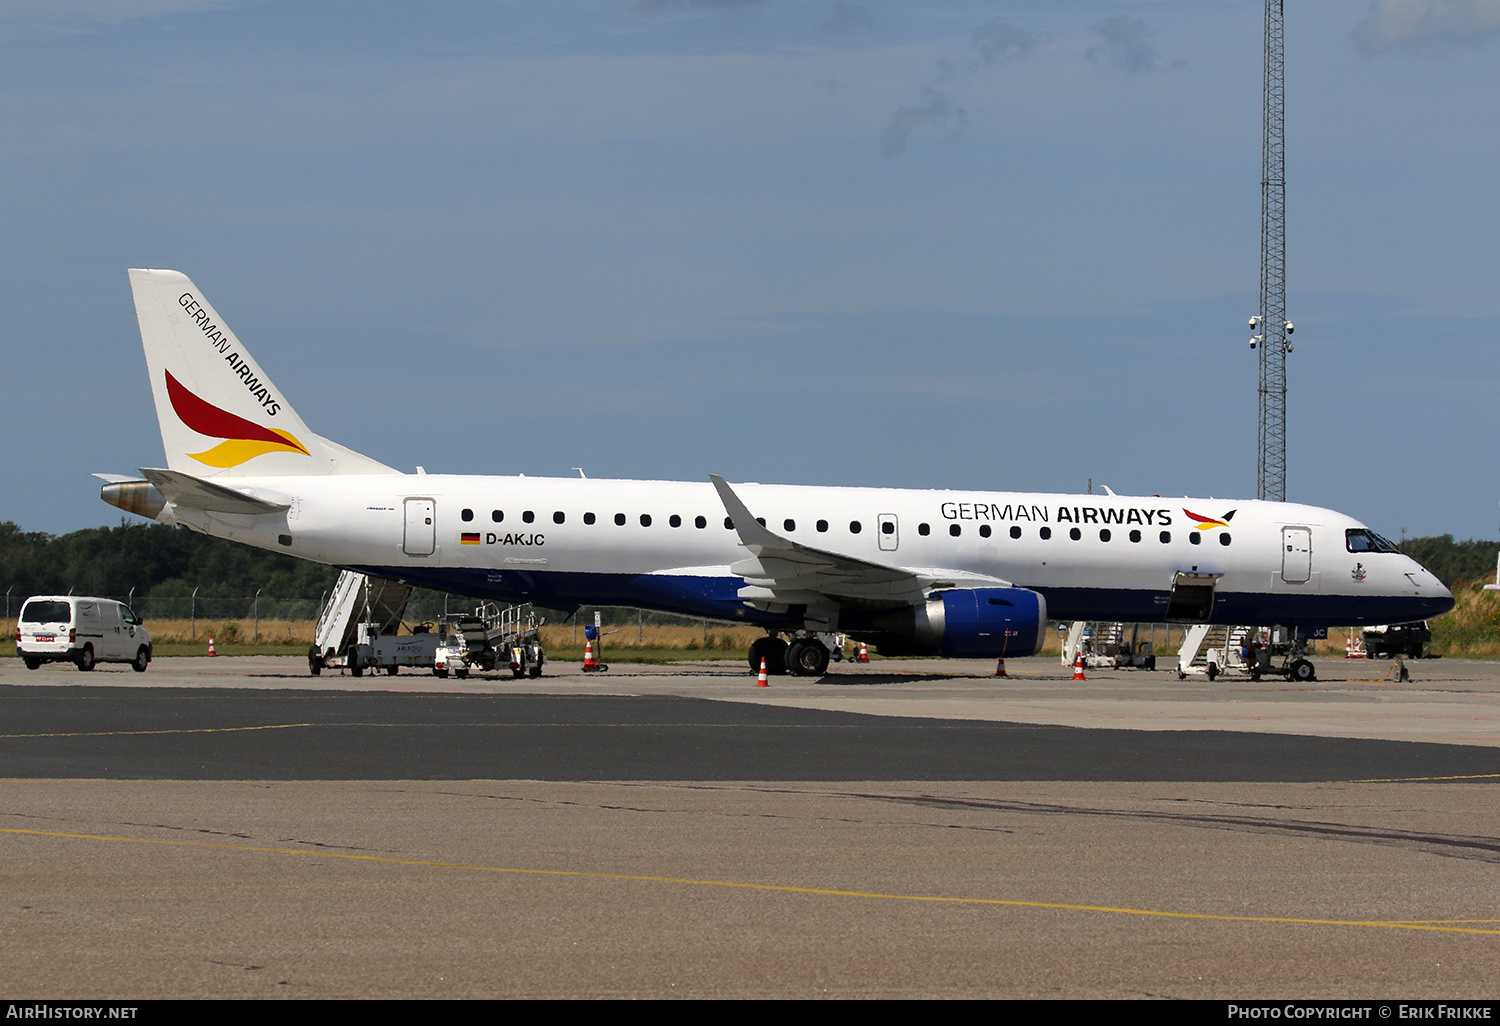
[1183,508,1236,531]
[460,533,481,545]
[167,370,311,467]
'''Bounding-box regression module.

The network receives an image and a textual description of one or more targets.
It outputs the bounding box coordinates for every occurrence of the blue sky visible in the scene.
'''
[3,0,1498,541]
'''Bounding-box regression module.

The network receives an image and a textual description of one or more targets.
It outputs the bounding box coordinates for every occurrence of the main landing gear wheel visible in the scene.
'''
[747,636,788,675]
[1290,659,1316,682]
[785,639,830,677]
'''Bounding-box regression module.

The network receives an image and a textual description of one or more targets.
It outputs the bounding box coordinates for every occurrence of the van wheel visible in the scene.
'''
[76,645,95,672]
[132,647,150,673]
[22,656,40,670]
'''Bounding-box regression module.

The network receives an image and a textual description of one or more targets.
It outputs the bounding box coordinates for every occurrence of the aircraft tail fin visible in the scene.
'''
[127,268,396,477]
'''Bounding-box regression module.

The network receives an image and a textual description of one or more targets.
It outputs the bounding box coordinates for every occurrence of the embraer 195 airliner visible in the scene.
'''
[102,269,1453,676]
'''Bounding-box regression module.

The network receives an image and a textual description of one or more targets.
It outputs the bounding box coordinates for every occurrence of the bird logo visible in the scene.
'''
[1182,508,1236,531]
[166,370,310,467]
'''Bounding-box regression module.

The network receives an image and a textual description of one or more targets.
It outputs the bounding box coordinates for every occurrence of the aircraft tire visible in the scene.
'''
[748,636,788,675]
[386,665,398,676]
[76,645,95,672]
[1290,658,1316,682]
[787,639,830,677]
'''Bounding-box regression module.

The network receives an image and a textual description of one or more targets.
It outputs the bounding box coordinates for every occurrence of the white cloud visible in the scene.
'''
[1353,0,1500,51]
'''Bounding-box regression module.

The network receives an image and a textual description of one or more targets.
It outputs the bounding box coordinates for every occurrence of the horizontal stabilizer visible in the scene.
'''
[140,468,289,515]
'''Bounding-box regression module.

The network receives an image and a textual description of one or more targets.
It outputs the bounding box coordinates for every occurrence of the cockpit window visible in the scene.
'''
[1346,528,1400,554]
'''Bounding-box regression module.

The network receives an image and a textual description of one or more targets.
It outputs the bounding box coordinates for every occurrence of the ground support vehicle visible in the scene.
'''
[435,603,546,680]
[1362,621,1432,659]
[16,596,152,672]
[1061,622,1158,670]
[1177,624,1323,682]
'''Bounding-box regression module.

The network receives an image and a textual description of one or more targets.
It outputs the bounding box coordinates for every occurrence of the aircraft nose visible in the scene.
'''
[1407,556,1454,615]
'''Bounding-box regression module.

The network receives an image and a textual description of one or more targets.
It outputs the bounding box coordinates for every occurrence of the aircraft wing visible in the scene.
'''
[710,475,1012,609]
[140,468,290,515]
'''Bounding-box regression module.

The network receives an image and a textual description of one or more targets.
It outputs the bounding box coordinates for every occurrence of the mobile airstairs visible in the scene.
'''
[1060,622,1157,670]
[309,571,546,679]
[308,570,424,676]
[1175,624,1317,682]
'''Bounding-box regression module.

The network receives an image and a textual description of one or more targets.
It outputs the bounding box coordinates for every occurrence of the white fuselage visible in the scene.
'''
[160,473,1453,631]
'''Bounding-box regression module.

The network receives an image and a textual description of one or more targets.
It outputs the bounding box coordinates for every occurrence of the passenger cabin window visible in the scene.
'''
[461,508,474,522]
[1129,529,1141,543]
[640,514,652,527]
[881,521,894,535]
[1069,528,1081,541]
[695,516,707,529]
[1220,533,1233,546]
[491,510,504,523]
[1345,529,1398,553]
[553,511,565,524]
[1189,533,1201,545]
[1040,527,1052,540]
[1160,531,1172,543]
[918,523,931,536]
[816,520,828,533]
[522,510,535,524]
[850,521,862,534]
[615,513,627,526]
[1010,526,1022,539]
[584,512,596,525]
[978,525,991,538]
[670,515,682,528]
[784,519,795,532]
[1099,529,1111,542]
[724,517,734,530]
[949,524,961,537]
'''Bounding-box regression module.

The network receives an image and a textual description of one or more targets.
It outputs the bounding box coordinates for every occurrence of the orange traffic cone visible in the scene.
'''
[757,656,769,687]
[207,635,216,657]
[1072,650,1086,681]
[995,658,1007,678]
[857,641,869,663]
[582,639,597,670]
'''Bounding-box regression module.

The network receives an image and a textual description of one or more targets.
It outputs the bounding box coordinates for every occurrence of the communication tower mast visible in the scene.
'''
[1249,0,1292,502]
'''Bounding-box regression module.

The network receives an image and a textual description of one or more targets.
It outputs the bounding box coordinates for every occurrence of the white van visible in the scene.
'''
[15,596,152,672]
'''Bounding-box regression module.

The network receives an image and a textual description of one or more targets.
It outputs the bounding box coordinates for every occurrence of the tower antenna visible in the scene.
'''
[1251,0,1291,502]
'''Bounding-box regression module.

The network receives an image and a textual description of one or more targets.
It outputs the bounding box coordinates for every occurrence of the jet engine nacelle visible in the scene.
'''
[910,587,1049,658]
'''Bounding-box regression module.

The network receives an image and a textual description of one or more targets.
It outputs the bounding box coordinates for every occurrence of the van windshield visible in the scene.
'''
[21,600,70,624]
